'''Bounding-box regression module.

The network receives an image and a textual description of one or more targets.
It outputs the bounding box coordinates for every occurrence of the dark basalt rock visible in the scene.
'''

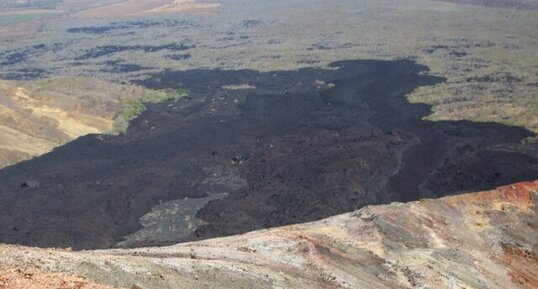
[0,59,536,249]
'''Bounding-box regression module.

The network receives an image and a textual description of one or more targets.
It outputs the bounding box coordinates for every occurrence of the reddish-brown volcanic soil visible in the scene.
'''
[434,0,538,9]
[70,0,220,19]
[0,59,536,249]
[0,181,536,289]
[0,267,121,289]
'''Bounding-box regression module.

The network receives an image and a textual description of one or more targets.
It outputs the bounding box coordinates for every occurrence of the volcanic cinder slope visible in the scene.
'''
[0,59,536,250]
[0,181,536,289]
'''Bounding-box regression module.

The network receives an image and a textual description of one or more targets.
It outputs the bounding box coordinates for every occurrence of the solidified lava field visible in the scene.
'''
[0,59,536,249]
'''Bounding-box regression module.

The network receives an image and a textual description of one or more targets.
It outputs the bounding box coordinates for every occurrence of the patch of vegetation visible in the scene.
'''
[114,88,189,133]
[142,88,190,103]
[222,84,256,90]
[76,43,194,60]
[121,100,146,120]
[523,136,538,145]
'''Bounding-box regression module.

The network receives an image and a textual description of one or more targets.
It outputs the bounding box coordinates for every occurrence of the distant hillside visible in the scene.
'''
[0,77,156,168]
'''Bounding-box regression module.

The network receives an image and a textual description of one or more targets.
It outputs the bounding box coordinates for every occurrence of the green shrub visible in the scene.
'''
[122,100,146,121]
[114,88,190,133]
